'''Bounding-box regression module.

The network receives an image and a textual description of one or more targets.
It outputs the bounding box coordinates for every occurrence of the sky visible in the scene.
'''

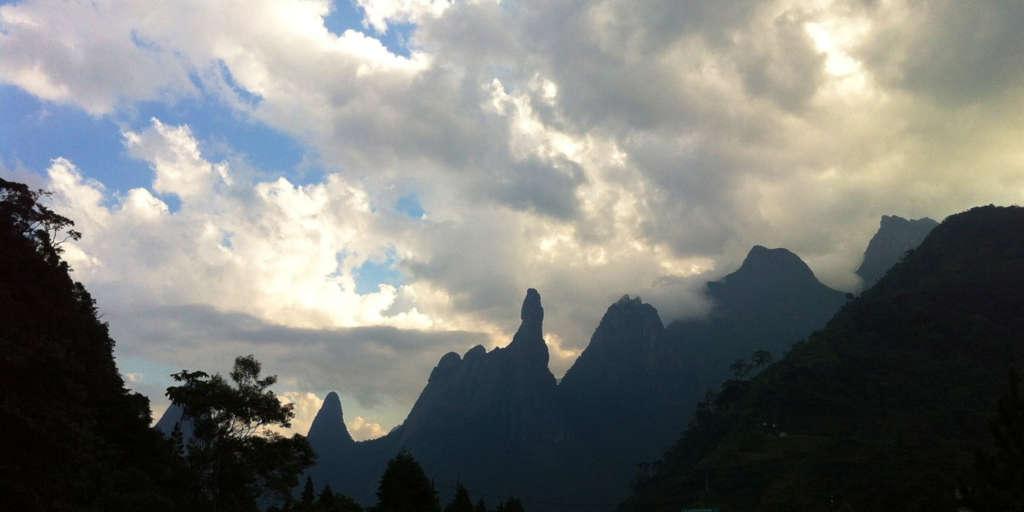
[2,0,1024,439]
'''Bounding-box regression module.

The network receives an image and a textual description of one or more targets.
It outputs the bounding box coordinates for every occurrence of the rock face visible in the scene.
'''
[856,215,938,289]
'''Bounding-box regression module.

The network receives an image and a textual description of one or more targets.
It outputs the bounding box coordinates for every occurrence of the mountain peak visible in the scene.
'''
[307,390,354,449]
[521,288,543,323]
[730,245,816,284]
[508,288,548,366]
[324,391,341,407]
[856,215,938,289]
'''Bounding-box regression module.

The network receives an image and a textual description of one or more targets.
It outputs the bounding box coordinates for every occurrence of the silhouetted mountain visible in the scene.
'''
[308,391,355,453]
[623,205,1024,512]
[400,288,560,446]
[310,289,565,505]
[856,215,938,289]
[154,403,195,442]
[311,248,851,510]
[556,295,688,507]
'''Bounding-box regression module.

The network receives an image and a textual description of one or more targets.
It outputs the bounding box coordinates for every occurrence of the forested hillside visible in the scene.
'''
[622,205,1024,511]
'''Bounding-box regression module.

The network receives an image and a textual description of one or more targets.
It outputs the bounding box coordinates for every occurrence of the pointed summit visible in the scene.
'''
[307,391,354,453]
[734,245,815,282]
[507,288,548,366]
[856,215,938,289]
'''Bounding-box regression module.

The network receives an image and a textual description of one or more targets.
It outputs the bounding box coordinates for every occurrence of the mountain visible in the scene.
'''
[308,247,851,509]
[154,403,195,442]
[554,246,847,507]
[664,245,849,395]
[555,296,688,508]
[308,391,355,454]
[622,205,1024,511]
[856,215,938,289]
[308,289,566,505]
[398,288,561,448]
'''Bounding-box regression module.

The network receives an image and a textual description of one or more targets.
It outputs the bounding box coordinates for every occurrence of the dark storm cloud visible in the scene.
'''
[106,304,488,409]
[857,0,1024,104]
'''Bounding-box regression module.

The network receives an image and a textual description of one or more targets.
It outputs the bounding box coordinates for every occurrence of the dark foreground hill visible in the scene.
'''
[621,205,1024,511]
[0,179,183,511]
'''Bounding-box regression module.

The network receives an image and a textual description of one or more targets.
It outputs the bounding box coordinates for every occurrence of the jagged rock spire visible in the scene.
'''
[507,288,548,367]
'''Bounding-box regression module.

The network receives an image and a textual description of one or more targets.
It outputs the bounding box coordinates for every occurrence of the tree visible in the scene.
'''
[444,484,474,512]
[166,355,315,511]
[0,177,80,262]
[301,476,316,509]
[318,484,334,508]
[375,450,441,512]
[500,498,524,512]
[319,484,363,512]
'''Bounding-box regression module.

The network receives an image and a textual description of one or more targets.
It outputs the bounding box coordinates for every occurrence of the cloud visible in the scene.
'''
[124,119,231,199]
[6,0,1024,429]
[276,391,324,437]
[348,416,386,441]
[107,303,488,430]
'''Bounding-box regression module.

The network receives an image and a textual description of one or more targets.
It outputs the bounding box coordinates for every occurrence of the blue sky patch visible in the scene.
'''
[355,249,404,294]
[323,0,416,57]
[396,193,426,218]
[0,85,153,191]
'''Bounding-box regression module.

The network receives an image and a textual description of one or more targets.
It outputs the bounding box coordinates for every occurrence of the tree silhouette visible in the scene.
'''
[444,483,474,512]
[166,355,315,510]
[375,450,440,512]
[301,476,316,509]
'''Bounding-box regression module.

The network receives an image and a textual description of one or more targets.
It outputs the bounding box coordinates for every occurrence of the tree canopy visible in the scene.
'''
[166,355,316,511]
[375,451,441,512]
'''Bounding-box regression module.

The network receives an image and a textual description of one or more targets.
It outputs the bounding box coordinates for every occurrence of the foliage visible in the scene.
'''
[444,484,474,512]
[375,451,441,512]
[166,355,316,510]
[0,177,80,261]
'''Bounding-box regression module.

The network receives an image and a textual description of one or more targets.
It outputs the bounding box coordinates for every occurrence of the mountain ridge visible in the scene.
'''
[622,205,1024,511]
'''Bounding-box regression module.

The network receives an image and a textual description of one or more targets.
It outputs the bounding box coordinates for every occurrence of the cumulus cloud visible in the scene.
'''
[276,392,325,437]
[348,416,386,441]
[5,0,1024,428]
